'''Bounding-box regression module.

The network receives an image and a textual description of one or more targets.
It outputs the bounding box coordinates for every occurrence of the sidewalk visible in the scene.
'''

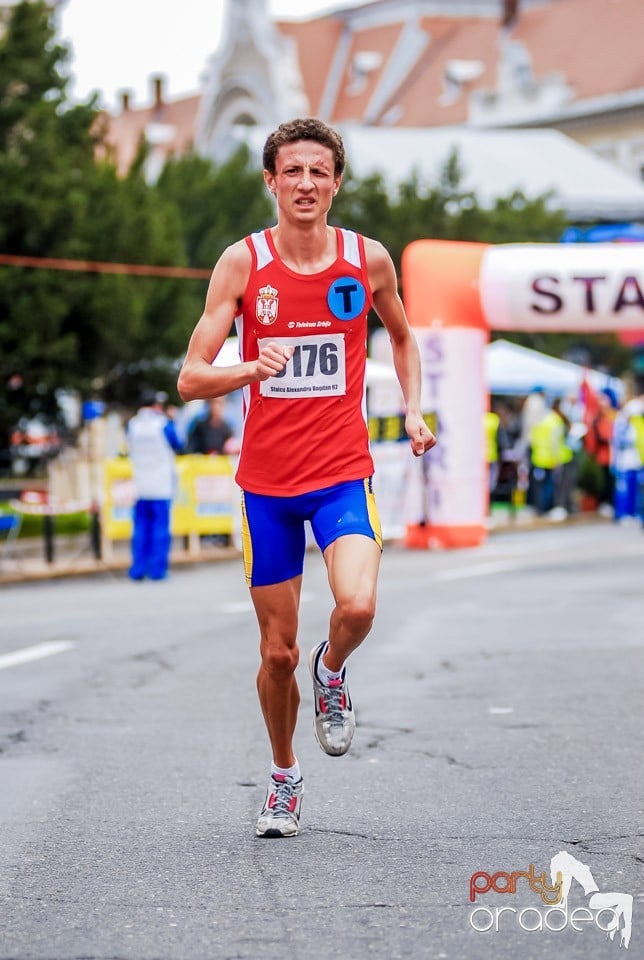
[0,533,240,585]
[0,509,611,586]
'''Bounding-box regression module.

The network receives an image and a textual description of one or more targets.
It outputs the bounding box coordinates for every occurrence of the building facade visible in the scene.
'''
[103,0,644,191]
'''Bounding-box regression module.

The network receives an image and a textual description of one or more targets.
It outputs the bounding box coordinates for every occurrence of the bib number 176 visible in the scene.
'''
[273,341,338,378]
[258,334,346,398]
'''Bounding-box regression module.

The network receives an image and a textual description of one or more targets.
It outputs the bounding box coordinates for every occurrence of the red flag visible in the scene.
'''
[580,378,601,455]
[580,378,599,418]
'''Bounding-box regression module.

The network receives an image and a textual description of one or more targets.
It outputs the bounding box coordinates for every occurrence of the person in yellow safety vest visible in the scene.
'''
[633,408,644,463]
[552,398,575,518]
[529,404,565,515]
[611,397,642,521]
[624,398,644,526]
[484,409,500,498]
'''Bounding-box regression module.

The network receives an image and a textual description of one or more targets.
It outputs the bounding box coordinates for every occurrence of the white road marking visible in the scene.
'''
[0,640,75,671]
[434,539,644,582]
[434,561,520,581]
[219,601,254,614]
[220,593,315,614]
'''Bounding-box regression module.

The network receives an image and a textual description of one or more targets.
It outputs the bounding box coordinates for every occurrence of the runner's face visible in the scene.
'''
[265,140,341,220]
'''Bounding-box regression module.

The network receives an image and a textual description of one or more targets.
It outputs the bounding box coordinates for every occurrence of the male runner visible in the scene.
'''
[178,118,436,837]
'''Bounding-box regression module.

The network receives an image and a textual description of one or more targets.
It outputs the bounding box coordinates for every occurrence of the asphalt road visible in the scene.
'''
[1,521,643,960]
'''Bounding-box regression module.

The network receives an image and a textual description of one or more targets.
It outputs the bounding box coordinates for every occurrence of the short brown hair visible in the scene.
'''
[262,118,346,177]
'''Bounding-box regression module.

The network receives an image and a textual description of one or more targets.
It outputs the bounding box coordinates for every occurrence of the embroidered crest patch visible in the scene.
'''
[256,284,279,325]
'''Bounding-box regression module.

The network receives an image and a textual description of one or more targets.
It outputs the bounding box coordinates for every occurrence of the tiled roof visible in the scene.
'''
[377,16,497,126]
[277,17,344,117]
[331,21,405,123]
[280,0,644,127]
[518,0,644,101]
[102,91,200,176]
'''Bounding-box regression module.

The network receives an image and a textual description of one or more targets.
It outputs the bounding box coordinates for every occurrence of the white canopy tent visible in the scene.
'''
[485,339,623,398]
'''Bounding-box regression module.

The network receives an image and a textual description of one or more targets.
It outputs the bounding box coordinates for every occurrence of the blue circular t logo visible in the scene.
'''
[327,276,366,321]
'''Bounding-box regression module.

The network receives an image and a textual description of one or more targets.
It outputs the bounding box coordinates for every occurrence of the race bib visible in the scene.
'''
[259,335,346,399]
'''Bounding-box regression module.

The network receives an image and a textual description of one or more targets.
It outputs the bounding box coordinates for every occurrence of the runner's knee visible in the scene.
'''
[335,595,375,634]
[260,640,299,678]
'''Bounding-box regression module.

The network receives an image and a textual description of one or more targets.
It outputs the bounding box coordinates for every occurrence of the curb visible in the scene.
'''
[0,513,613,586]
[0,545,241,586]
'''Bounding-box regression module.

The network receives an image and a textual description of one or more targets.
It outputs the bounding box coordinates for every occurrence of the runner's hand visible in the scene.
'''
[255,342,294,381]
[406,413,437,457]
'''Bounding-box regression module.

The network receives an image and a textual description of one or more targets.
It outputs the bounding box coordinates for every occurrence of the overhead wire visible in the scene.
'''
[0,253,211,279]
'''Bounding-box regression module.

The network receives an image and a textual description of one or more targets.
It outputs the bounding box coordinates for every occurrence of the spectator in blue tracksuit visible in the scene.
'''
[612,398,644,522]
[126,390,183,580]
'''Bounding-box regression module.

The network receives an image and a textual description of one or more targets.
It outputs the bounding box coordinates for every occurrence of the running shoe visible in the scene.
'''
[308,641,356,756]
[255,774,303,838]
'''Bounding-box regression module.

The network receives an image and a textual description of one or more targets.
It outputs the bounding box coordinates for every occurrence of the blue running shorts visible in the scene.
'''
[240,477,382,587]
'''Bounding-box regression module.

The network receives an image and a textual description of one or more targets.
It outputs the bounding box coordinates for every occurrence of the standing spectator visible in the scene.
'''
[612,398,643,522]
[585,389,616,516]
[126,390,183,581]
[520,386,546,508]
[551,397,576,518]
[495,402,522,505]
[186,396,235,455]
[631,396,644,527]
[529,402,564,515]
[483,408,500,500]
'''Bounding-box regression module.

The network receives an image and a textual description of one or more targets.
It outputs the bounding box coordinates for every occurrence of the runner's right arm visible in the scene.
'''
[177,241,292,401]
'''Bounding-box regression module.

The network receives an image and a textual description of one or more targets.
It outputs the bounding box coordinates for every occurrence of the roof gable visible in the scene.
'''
[277,18,344,117]
[103,92,200,176]
[276,0,644,128]
[515,0,644,101]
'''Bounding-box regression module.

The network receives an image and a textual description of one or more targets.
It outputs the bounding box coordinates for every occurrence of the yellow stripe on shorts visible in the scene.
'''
[240,491,253,585]
[364,478,383,549]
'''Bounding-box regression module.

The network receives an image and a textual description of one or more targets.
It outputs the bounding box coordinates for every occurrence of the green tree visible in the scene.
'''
[156,144,273,268]
[154,145,273,339]
[0,1,193,449]
[154,145,274,330]
[0,0,91,441]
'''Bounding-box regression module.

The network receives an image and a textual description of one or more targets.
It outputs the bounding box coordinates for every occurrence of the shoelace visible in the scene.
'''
[321,683,346,726]
[270,778,297,815]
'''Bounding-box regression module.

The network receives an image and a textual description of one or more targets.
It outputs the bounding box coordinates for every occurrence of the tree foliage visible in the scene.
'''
[0,1,193,444]
[153,145,273,331]
[156,145,273,267]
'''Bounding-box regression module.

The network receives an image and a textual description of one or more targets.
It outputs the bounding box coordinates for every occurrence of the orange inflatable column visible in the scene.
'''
[402,240,489,549]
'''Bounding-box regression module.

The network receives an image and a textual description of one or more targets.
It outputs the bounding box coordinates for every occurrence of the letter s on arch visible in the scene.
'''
[531,276,562,314]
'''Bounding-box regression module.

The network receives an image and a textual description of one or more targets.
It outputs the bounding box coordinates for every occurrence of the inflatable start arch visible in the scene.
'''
[401,239,644,548]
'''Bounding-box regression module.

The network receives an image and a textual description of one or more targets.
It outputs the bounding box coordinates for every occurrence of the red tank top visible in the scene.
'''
[234,226,374,496]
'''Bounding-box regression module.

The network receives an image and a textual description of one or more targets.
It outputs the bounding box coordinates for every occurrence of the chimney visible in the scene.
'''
[152,74,165,111]
[120,90,131,113]
[501,0,519,28]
